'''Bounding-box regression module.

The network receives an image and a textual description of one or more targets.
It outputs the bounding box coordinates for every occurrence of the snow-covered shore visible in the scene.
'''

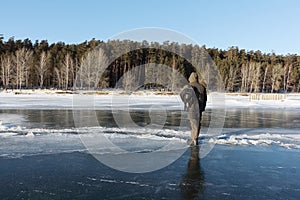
[225,93,300,110]
[0,89,300,110]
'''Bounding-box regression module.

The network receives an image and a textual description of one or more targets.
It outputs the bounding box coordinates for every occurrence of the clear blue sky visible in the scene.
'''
[1,0,299,55]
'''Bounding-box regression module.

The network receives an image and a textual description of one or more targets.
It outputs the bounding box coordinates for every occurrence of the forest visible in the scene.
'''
[0,37,300,93]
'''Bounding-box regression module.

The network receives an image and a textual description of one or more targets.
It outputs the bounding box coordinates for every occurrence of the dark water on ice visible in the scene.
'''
[0,109,299,199]
[2,108,299,129]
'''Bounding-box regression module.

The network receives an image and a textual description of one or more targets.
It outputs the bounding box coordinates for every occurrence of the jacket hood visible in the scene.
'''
[188,72,198,83]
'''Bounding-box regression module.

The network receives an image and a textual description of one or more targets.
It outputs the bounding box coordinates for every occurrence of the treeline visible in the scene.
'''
[0,37,300,93]
[208,48,300,93]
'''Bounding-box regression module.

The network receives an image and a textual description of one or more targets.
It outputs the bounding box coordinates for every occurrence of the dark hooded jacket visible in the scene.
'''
[188,72,207,112]
[180,72,207,113]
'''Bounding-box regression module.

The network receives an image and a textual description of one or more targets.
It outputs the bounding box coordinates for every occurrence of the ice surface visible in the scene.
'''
[1,91,300,158]
[0,123,300,159]
[0,92,300,110]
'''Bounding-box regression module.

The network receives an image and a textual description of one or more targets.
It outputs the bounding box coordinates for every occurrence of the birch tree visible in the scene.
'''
[0,54,13,89]
[271,64,283,93]
[36,51,49,88]
[15,48,33,89]
[54,67,62,89]
[226,64,239,92]
[283,63,292,92]
[262,64,269,92]
[62,53,73,90]
[252,62,261,93]
[78,48,109,90]
[241,63,249,92]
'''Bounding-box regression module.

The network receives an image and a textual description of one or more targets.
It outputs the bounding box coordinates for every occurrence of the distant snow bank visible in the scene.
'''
[225,93,300,109]
[0,89,300,110]
[0,89,175,96]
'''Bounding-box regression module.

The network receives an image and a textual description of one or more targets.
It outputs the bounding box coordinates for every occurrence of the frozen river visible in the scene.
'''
[0,93,299,199]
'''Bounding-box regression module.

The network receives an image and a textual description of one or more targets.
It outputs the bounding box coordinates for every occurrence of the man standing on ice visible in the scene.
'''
[180,72,207,146]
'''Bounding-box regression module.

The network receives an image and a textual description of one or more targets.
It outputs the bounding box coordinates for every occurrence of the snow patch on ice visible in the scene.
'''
[0,124,300,159]
[209,130,300,149]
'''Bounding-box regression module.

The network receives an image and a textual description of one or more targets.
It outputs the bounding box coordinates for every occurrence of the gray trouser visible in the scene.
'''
[188,112,202,140]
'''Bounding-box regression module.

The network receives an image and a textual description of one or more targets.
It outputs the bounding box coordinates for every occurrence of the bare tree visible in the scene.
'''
[54,67,62,89]
[241,62,258,93]
[253,62,261,93]
[271,64,283,93]
[0,54,13,89]
[36,51,49,88]
[14,48,33,89]
[78,57,84,89]
[78,48,109,90]
[54,53,74,90]
[62,53,74,90]
[144,63,156,89]
[248,62,256,92]
[226,64,238,92]
[122,68,136,91]
[241,63,249,92]
[262,64,269,92]
[283,63,292,92]
[72,58,79,89]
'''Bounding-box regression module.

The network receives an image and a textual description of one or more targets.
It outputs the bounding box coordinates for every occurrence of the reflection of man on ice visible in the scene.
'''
[180,72,207,146]
[180,146,204,199]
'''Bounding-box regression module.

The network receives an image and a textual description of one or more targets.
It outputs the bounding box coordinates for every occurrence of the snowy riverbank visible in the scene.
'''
[0,90,300,110]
